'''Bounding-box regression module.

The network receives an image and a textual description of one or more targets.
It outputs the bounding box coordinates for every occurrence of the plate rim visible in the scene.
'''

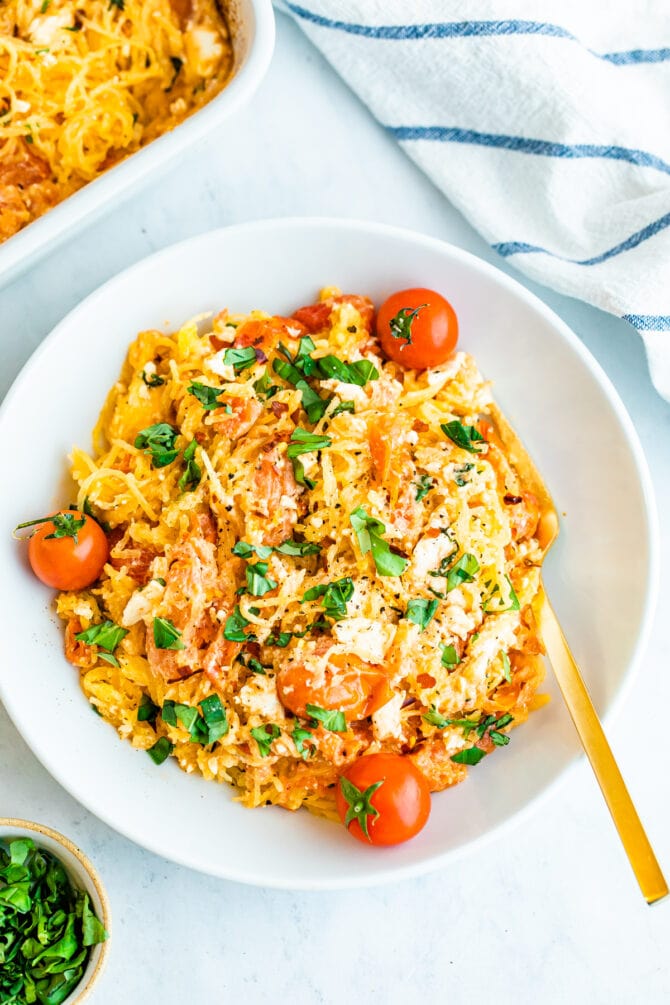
[0,217,660,889]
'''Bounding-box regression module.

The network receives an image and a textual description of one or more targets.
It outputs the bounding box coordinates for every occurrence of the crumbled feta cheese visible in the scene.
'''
[332,618,395,663]
[203,353,235,380]
[184,27,224,76]
[237,676,285,720]
[70,599,96,620]
[371,693,405,741]
[410,533,455,585]
[29,12,72,46]
[121,580,165,627]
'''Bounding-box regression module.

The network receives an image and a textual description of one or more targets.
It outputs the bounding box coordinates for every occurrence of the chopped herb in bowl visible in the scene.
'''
[0,837,108,1005]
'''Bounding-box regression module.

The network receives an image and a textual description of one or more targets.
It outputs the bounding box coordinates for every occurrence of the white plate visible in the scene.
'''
[0,219,658,889]
[0,0,275,288]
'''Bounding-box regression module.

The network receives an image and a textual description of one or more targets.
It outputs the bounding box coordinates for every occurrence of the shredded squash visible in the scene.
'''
[56,287,548,817]
[0,0,232,240]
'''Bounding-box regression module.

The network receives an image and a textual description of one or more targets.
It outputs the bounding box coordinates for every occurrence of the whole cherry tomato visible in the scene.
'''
[376,287,458,369]
[336,752,431,846]
[20,511,109,590]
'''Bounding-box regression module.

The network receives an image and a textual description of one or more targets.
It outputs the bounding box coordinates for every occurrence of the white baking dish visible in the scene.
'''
[0,0,274,289]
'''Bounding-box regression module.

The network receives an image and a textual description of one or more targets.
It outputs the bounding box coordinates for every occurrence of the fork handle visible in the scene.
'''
[535,587,668,904]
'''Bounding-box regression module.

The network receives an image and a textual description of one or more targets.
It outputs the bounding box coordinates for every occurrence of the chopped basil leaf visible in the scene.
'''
[482,575,520,612]
[405,598,439,631]
[147,737,173,764]
[251,724,281,757]
[292,726,314,759]
[440,644,460,669]
[253,370,279,399]
[137,693,159,723]
[246,561,278,597]
[291,456,317,490]
[315,355,378,386]
[441,420,485,454]
[286,428,332,458]
[199,694,229,743]
[330,400,355,417]
[0,838,108,1002]
[272,357,303,385]
[296,379,332,422]
[134,423,179,468]
[306,704,347,732]
[303,577,354,621]
[152,617,186,650]
[415,474,434,501]
[237,653,268,675]
[188,381,225,410]
[451,747,487,766]
[349,506,409,577]
[441,552,479,593]
[274,538,321,556]
[75,620,128,653]
[179,438,201,492]
[98,652,121,667]
[501,650,512,682]
[265,631,293,647]
[223,346,257,373]
[141,369,164,387]
[232,540,273,559]
[223,605,255,642]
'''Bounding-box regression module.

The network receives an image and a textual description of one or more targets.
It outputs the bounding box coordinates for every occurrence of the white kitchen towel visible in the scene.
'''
[280,0,670,399]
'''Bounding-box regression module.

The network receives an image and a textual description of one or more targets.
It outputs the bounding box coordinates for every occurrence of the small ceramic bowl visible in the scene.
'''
[0,818,111,1004]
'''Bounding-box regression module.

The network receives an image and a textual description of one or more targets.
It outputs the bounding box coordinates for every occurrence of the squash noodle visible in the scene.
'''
[56,289,548,816]
[0,0,232,239]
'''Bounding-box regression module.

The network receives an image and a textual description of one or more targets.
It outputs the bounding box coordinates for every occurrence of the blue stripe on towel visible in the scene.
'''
[390,126,670,177]
[285,4,670,64]
[622,314,670,330]
[493,211,670,266]
[601,48,670,65]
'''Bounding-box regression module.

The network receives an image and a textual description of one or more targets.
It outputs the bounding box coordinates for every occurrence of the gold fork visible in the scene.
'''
[490,404,668,905]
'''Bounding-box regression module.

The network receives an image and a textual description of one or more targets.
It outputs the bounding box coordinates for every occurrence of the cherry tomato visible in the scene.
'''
[22,511,109,590]
[336,752,431,846]
[277,644,391,722]
[376,287,458,369]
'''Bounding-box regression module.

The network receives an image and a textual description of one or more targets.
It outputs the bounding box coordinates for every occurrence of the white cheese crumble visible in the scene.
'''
[332,618,395,663]
[371,693,405,741]
[121,580,165,628]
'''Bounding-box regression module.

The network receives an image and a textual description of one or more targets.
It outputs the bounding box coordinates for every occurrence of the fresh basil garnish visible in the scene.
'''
[286,428,332,457]
[187,381,225,410]
[306,704,347,732]
[152,617,186,650]
[223,346,258,373]
[349,506,409,577]
[441,420,484,454]
[303,577,354,622]
[246,561,277,597]
[405,598,439,632]
[223,606,256,642]
[134,423,180,468]
[250,724,281,757]
[147,736,173,764]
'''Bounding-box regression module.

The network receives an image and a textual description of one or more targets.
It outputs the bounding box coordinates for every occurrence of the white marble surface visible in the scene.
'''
[1,12,669,1004]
